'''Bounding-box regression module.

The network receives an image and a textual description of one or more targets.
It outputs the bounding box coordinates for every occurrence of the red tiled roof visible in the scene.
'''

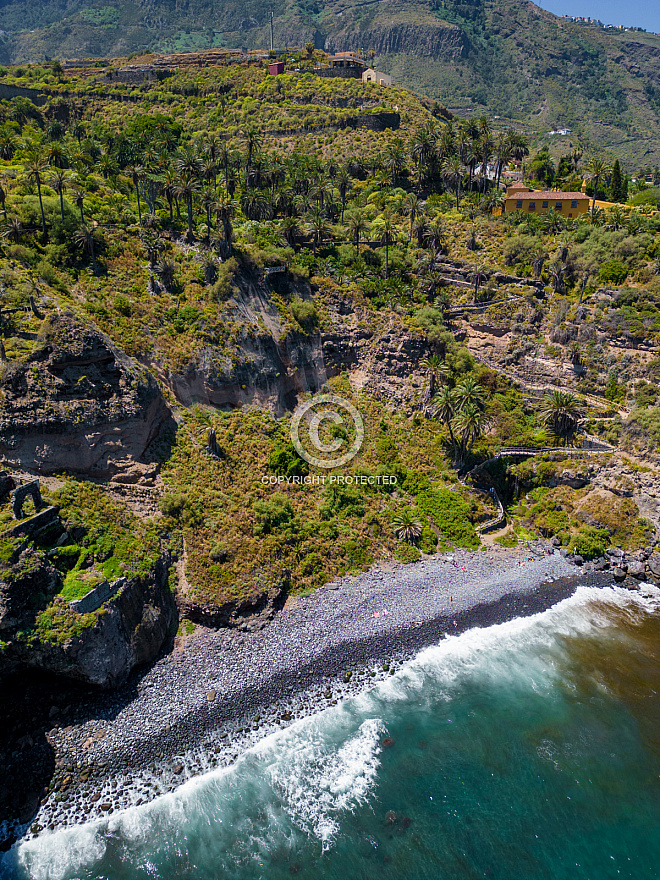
[508,181,528,189]
[506,191,588,200]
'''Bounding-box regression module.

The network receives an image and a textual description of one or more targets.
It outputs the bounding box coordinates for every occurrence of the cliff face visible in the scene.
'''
[323,20,468,60]
[0,552,176,689]
[0,315,174,478]
[163,275,433,417]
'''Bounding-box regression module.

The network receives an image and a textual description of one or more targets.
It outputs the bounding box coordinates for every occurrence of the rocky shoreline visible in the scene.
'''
[1,544,622,847]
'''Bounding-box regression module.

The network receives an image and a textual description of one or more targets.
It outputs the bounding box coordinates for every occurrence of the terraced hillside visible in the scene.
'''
[1,0,660,163]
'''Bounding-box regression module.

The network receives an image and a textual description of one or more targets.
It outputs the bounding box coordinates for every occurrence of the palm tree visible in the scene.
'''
[73,225,98,274]
[200,187,215,241]
[127,163,144,223]
[452,377,485,413]
[218,141,235,194]
[375,208,396,277]
[241,189,269,221]
[48,170,69,222]
[412,214,429,248]
[421,354,450,399]
[175,173,200,240]
[71,122,86,145]
[383,138,406,185]
[157,259,177,291]
[442,156,464,209]
[541,391,583,446]
[161,167,178,224]
[202,254,218,285]
[477,135,494,192]
[242,127,264,186]
[0,178,6,220]
[69,182,88,225]
[424,215,446,256]
[98,152,118,181]
[306,206,328,254]
[570,146,583,174]
[532,248,547,280]
[280,216,300,248]
[509,133,530,178]
[46,141,69,169]
[548,259,566,294]
[421,355,450,383]
[585,157,612,219]
[213,194,235,256]
[336,166,351,223]
[141,230,164,268]
[24,147,49,235]
[494,131,512,190]
[431,385,457,455]
[410,124,436,184]
[403,192,422,242]
[347,211,369,255]
[203,133,223,190]
[392,509,423,543]
[176,145,203,180]
[1,216,23,243]
[0,126,18,160]
[470,264,488,302]
[605,205,626,231]
[453,402,486,463]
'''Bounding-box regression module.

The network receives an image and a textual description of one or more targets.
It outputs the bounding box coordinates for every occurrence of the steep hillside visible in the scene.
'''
[0,0,660,163]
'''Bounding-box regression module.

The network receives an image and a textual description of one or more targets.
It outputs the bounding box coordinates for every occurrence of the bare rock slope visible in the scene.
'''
[0,315,173,478]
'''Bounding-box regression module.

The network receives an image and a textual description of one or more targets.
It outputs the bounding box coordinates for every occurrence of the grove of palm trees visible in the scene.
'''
[0,56,659,614]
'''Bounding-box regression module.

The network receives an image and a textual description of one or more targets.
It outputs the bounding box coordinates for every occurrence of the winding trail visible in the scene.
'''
[470,350,629,418]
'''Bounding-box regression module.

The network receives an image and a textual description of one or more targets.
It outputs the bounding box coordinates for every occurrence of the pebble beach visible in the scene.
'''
[10,544,603,843]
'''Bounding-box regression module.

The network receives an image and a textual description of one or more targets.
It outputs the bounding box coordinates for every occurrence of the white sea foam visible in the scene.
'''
[268,717,385,845]
[4,584,658,880]
[369,584,660,705]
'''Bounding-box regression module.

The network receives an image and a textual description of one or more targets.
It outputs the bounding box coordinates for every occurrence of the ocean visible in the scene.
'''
[3,584,660,880]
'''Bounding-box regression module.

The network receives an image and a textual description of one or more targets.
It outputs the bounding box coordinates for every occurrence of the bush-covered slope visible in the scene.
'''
[1,0,660,163]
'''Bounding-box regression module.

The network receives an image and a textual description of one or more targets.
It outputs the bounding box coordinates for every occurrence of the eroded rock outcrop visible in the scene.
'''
[0,552,176,689]
[164,275,434,416]
[0,315,173,478]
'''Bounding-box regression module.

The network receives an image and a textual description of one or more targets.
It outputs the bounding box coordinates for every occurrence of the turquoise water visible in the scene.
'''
[4,585,660,880]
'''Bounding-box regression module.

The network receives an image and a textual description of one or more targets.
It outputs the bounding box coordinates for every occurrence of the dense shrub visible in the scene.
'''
[252,493,294,536]
[568,526,610,560]
[395,542,421,563]
[599,260,628,285]
[416,487,479,548]
[267,442,309,477]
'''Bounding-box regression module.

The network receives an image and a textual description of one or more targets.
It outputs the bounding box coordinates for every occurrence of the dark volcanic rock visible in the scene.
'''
[178,568,289,631]
[0,548,60,642]
[1,553,177,689]
[0,316,173,477]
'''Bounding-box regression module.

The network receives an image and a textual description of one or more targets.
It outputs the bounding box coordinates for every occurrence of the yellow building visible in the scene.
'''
[504,182,590,218]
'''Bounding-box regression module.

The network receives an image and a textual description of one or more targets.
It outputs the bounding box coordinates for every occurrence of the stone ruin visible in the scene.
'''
[12,480,43,520]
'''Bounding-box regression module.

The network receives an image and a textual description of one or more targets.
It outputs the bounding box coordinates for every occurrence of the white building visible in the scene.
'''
[362,68,392,86]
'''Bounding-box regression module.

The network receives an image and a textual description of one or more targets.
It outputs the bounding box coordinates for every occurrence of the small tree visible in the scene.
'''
[392,509,423,543]
[541,391,583,446]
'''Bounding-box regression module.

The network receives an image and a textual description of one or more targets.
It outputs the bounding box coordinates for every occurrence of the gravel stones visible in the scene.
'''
[26,545,603,838]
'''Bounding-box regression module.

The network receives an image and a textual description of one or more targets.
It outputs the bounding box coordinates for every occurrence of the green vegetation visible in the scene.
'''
[1,0,660,164]
[0,55,657,625]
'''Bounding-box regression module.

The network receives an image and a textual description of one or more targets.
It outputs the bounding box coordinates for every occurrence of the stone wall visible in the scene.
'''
[354,111,400,131]
[1,506,59,540]
[70,577,126,614]
[0,83,47,106]
[314,67,363,80]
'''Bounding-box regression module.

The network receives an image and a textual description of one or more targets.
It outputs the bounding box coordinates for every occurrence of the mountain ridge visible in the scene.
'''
[0,0,659,163]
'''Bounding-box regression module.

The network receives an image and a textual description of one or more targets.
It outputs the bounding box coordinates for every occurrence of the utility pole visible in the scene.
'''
[269,10,274,53]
